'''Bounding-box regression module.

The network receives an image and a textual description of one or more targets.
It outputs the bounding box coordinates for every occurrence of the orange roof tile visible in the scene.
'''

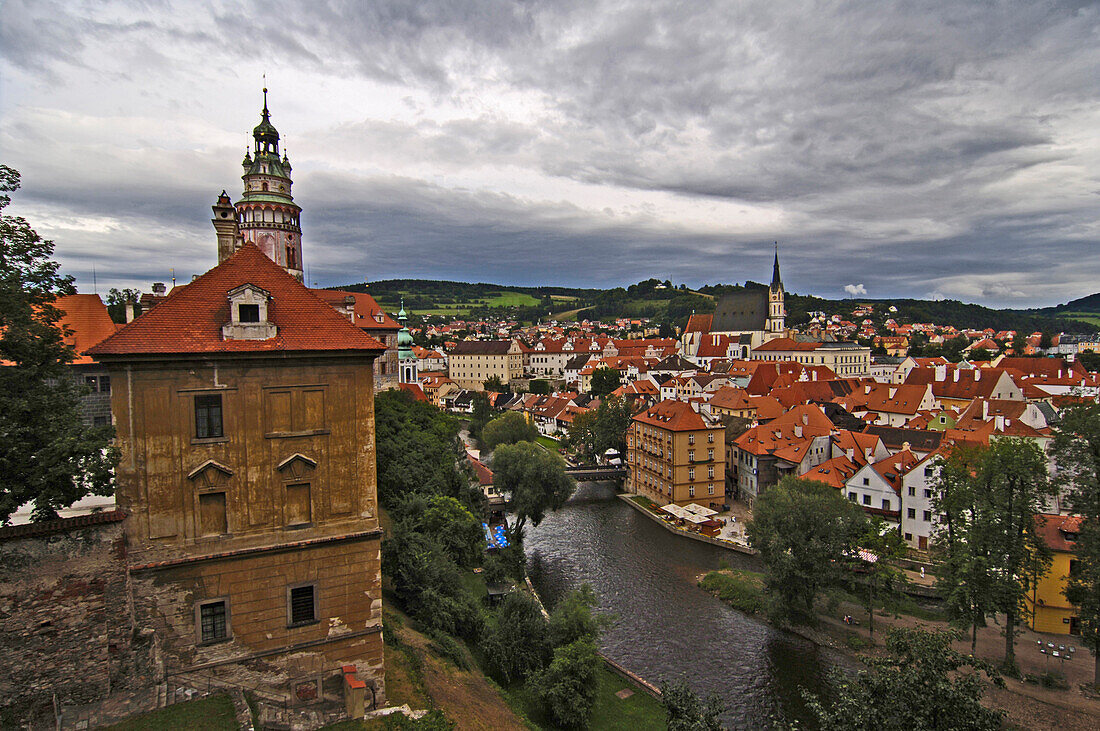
[54,294,118,365]
[89,244,386,357]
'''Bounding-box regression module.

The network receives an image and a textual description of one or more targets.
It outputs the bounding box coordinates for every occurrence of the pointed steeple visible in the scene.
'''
[252,86,280,156]
[771,242,782,291]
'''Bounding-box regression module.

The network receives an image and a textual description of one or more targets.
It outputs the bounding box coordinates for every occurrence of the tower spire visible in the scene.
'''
[771,241,782,290]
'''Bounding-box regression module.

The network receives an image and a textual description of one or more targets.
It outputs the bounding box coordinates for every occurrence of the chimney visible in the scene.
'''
[152,282,166,296]
[124,302,135,323]
[865,384,872,394]
[812,370,818,381]
[794,425,803,438]
[982,400,989,419]
[846,447,855,460]
[888,387,897,399]
[211,190,241,263]
[973,369,981,381]
[935,364,946,381]
[953,370,960,382]
[902,441,910,452]
[802,413,809,425]
[995,415,1005,431]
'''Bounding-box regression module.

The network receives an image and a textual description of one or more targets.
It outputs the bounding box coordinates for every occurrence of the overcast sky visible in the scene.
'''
[2,1,1098,307]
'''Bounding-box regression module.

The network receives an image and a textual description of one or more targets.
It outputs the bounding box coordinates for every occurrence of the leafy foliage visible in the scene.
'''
[481,411,539,451]
[0,165,118,523]
[564,395,634,464]
[480,591,552,684]
[1051,401,1100,685]
[532,638,601,728]
[853,519,909,640]
[589,366,621,398]
[660,679,725,731]
[491,441,575,540]
[802,627,1005,731]
[746,477,867,624]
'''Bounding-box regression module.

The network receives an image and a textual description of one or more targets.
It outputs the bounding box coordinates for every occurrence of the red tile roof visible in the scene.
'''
[312,289,400,330]
[54,294,118,365]
[89,244,386,357]
[1034,514,1084,553]
[634,399,710,431]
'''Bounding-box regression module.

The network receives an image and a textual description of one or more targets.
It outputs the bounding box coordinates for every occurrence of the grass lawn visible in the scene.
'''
[629,495,659,510]
[1061,312,1100,327]
[535,435,561,451]
[699,569,765,615]
[105,695,237,731]
[499,665,664,731]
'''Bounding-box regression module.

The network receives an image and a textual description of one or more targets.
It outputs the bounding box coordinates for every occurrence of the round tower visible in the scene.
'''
[397,302,418,385]
[235,88,304,281]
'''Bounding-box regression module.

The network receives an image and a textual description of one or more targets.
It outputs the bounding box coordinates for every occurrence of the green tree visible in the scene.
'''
[1077,351,1100,372]
[481,411,539,450]
[548,584,605,648]
[479,591,551,683]
[803,627,1005,731]
[0,165,118,524]
[564,395,633,463]
[483,375,507,393]
[589,366,620,398]
[492,441,575,541]
[533,638,600,728]
[660,679,725,731]
[1039,331,1053,350]
[105,287,141,323]
[980,437,1054,672]
[418,495,485,568]
[931,445,996,654]
[469,391,493,442]
[966,347,992,362]
[746,477,867,623]
[529,378,550,395]
[854,519,909,641]
[1051,401,1100,686]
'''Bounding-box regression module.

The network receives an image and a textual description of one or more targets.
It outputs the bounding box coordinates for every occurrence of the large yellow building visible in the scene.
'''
[447,340,523,390]
[1027,514,1083,635]
[89,244,387,705]
[626,400,725,509]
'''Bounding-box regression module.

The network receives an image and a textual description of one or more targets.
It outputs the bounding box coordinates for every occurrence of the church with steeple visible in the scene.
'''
[681,245,788,360]
[213,88,304,281]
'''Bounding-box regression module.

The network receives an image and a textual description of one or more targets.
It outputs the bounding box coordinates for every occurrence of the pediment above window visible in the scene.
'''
[188,459,234,488]
[223,283,276,340]
[277,453,317,480]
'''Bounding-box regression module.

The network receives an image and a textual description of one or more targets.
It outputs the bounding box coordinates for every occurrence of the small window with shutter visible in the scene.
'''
[288,584,318,627]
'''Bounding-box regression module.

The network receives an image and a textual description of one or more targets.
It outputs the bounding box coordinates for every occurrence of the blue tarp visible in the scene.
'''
[483,522,510,549]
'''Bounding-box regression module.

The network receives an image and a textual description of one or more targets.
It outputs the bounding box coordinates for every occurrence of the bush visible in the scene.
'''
[428,631,470,670]
[533,639,600,728]
[482,555,510,587]
[382,709,456,730]
[480,592,551,684]
[548,585,603,648]
[698,571,763,615]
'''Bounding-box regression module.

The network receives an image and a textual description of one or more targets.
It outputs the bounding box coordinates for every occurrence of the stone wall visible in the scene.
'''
[0,512,156,728]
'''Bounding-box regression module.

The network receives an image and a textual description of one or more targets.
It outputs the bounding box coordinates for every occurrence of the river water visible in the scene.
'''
[524,482,847,729]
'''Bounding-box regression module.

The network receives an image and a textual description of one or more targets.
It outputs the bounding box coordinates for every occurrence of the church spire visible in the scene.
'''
[771,242,782,291]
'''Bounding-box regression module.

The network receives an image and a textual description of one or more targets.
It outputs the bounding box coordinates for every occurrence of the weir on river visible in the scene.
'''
[524,481,847,729]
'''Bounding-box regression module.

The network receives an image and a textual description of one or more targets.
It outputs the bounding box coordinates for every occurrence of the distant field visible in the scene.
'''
[1060,312,1100,327]
[377,290,544,315]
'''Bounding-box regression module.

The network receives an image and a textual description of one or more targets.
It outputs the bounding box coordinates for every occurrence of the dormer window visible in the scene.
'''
[223,283,276,341]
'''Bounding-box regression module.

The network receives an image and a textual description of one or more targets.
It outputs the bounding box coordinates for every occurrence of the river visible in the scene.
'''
[524,481,848,729]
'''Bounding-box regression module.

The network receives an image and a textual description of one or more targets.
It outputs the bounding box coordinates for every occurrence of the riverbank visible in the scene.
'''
[618,493,757,555]
[699,568,1100,730]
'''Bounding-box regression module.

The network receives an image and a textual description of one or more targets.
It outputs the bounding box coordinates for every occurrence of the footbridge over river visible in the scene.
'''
[563,465,627,482]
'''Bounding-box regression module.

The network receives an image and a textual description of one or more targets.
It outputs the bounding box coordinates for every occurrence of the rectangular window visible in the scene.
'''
[688,434,695,444]
[904,532,913,542]
[198,599,229,643]
[93,415,109,427]
[882,499,890,511]
[195,394,224,439]
[924,489,932,499]
[688,450,695,461]
[688,468,695,480]
[907,508,916,519]
[848,492,857,502]
[84,375,98,390]
[689,486,695,497]
[923,510,931,522]
[863,494,871,505]
[288,584,318,627]
[863,477,870,486]
[908,487,915,496]
[708,449,714,460]
[286,483,312,526]
[708,484,714,495]
[199,492,228,536]
[238,303,260,322]
[99,375,110,393]
[708,466,715,479]
[708,433,714,443]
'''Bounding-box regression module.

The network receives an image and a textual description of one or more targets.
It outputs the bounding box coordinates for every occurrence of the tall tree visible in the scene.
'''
[931,444,997,654]
[747,477,867,623]
[481,411,539,450]
[589,366,620,398]
[979,437,1053,672]
[854,519,909,641]
[803,628,1005,731]
[564,395,634,463]
[492,441,575,541]
[1051,401,1100,686]
[0,165,117,523]
[660,679,725,731]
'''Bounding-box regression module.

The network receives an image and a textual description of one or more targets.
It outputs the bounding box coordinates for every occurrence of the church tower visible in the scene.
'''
[230,88,304,281]
[766,243,786,338]
[397,302,418,385]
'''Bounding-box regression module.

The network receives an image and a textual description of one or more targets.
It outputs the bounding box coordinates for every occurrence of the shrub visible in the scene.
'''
[533,639,600,728]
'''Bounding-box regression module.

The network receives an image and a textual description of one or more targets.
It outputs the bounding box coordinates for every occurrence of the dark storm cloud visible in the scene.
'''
[1,0,1098,307]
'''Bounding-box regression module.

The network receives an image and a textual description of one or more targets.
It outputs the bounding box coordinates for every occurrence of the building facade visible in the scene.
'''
[626,400,725,509]
[88,244,387,706]
[447,340,523,390]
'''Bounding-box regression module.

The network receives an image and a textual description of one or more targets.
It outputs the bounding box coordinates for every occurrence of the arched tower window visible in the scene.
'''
[262,182,269,192]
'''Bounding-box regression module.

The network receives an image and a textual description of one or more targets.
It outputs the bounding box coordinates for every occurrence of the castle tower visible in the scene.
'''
[766,243,786,337]
[211,190,241,262]
[397,302,418,385]
[231,88,304,281]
